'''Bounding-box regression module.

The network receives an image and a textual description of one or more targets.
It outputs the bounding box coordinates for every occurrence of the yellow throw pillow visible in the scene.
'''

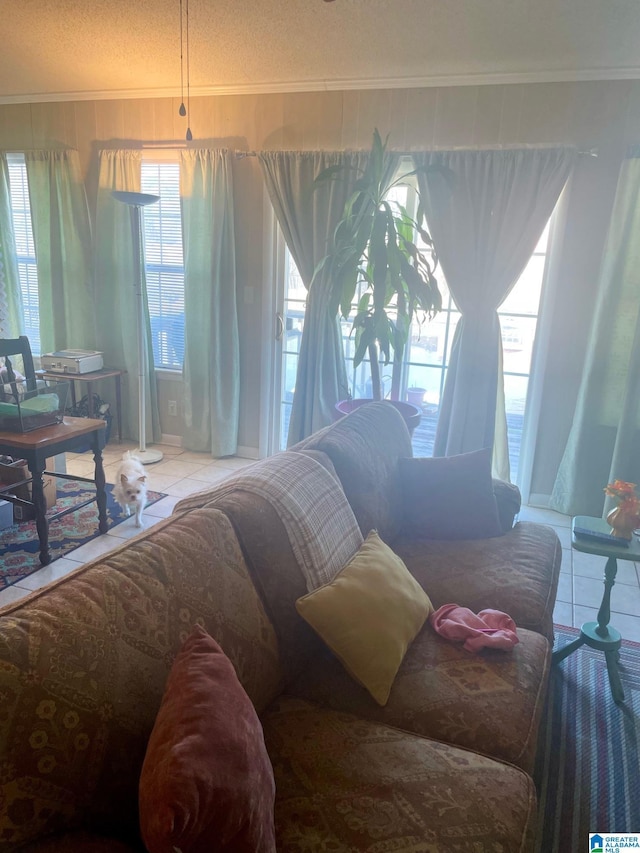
[295,530,433,706]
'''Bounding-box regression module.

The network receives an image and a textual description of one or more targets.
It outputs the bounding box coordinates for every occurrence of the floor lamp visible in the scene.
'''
[111,190,163,465]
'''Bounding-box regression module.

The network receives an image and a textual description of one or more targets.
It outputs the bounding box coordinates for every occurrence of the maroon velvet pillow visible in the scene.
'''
[398,448,502,540]
[139,625,276,853]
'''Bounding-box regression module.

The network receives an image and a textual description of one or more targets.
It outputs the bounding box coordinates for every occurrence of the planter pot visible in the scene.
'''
[406,387,426,408]
[334,398,422,436]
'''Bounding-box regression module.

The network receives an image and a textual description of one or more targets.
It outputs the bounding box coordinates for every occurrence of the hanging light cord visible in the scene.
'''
[185,0,192,140]
[178,0,186,116]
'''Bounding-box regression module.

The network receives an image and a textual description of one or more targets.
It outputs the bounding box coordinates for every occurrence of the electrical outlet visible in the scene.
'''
[168,400,178,417]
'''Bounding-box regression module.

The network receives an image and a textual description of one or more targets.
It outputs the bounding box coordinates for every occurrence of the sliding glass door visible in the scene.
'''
[272,188,553,486]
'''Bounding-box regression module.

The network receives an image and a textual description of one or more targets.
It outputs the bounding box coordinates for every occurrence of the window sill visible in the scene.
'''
[156,368,183,381]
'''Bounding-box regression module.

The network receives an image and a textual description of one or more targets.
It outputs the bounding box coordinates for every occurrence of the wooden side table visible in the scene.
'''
[0,417,107,565]
[552,515,636,705]
[38,368,125,442]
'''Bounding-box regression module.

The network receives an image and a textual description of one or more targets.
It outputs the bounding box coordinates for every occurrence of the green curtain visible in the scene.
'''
[0,154,23,337]
[94,150,160,445]
[550,148,640,517]
[24,150,95,353]
[259,150,380,446]
[414,148,574,480]
[179,149,239,457]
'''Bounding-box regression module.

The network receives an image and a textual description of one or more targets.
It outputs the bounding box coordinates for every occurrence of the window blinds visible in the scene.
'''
[141,161,185,370]
[7,154,40,354]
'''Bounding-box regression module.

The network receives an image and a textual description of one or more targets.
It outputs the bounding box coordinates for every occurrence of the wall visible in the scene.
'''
[1,81,639,490]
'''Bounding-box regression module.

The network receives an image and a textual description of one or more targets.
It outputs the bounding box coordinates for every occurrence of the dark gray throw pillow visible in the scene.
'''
[398,448,503,540]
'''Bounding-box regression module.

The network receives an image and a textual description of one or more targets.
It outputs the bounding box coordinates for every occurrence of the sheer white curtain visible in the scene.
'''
[180,149,239,457]
[414,147,575,479]
[259,151,375,445]
[551,147,640,516]
[24,150,95,352]
[94,150,161,444]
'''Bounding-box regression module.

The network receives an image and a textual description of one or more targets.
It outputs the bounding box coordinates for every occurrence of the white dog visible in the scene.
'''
[113,451,148,527]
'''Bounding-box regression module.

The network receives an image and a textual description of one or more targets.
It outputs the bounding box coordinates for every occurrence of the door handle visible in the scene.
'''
[276,312,284,341]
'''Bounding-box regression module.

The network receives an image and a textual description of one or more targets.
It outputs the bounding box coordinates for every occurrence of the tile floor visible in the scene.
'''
[2,443,640,644]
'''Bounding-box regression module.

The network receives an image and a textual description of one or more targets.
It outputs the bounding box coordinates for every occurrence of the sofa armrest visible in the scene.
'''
[493,478,522,533]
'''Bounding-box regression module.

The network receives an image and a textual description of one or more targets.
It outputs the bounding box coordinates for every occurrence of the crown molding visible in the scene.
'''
[1,66,640,105]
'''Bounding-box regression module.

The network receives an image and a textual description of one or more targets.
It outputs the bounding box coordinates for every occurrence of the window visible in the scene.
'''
[496,224,550,480]
[140,161,185,370]
[401,222,551,481]
[7,154,40,354]
[280,250,306,445]
[278,172,553,483]
[4,156,186,369]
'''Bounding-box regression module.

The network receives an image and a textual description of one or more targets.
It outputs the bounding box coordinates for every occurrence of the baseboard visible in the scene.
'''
[527,493,551,508]
[160,433,182,447]
[159,436,260,459]
[236,445,260,460]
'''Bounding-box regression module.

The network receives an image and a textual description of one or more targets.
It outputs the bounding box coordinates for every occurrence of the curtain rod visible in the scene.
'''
[143,142,188,149]
[235,146,599,158]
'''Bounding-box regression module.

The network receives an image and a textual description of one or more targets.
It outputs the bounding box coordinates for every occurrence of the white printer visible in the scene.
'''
[41,350,104,374]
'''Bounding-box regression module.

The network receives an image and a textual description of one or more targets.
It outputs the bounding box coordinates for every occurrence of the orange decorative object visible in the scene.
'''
[606,505,639,539]
[604,480,640,539]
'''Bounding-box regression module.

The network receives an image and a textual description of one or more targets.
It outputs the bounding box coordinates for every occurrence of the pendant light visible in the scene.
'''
[178,0,192,141]
[178,0,186,117]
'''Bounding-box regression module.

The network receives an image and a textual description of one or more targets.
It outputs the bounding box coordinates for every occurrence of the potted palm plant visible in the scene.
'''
[313,129,442,432]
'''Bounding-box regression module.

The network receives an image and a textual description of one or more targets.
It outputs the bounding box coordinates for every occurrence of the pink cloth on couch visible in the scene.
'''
[429,604,519,653]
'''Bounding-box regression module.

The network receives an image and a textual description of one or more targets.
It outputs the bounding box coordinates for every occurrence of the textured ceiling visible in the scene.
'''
[3,0,640,103]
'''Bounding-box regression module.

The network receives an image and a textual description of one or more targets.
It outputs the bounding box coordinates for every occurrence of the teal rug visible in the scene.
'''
[0,479,166,590]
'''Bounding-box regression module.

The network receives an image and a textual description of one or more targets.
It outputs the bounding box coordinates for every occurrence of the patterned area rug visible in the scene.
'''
[0,479,166,590]
[535,625,640,851]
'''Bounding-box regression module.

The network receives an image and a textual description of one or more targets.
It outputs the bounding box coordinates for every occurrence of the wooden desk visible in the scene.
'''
[0,417,107,565]
[38,368,125,442]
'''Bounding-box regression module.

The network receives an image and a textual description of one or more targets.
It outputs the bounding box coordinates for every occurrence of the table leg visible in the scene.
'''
[93,442,108,534]
[30,464,51,565]
[604,648,626,704]
[552,633,586,665]
[596,556,617,637]
[115,374,122,443]
[87,382,94,418]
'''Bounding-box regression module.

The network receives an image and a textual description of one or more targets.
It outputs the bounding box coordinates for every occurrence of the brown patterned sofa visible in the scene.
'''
[0,403,561,852]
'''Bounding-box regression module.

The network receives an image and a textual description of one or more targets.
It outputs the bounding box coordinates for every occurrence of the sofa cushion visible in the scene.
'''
[393,521,562,642]
[139,625,276,853]
[287,623,550,773]
[398,448,502,539]
[262,696,537,853]
[0,508,283,850]
[292,401,413,543]
[295,530,433,705]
